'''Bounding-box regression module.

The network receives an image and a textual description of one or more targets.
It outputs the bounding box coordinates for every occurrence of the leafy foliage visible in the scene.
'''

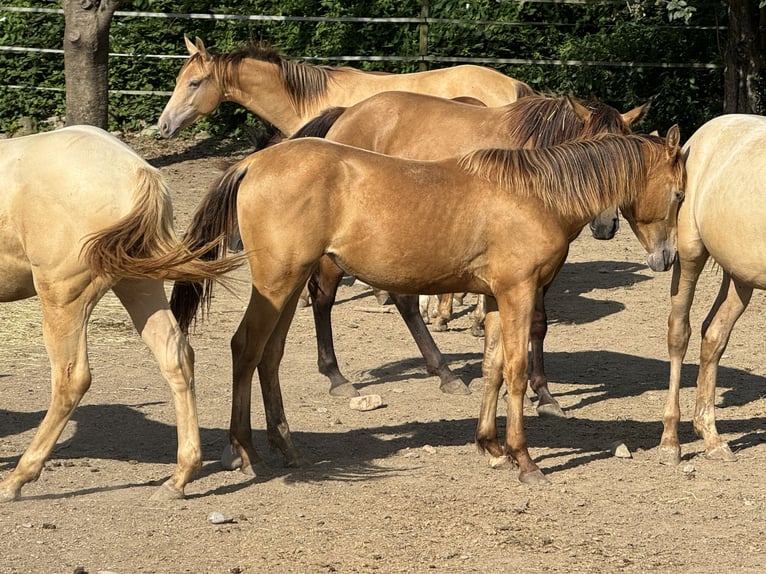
[0,1,728,137]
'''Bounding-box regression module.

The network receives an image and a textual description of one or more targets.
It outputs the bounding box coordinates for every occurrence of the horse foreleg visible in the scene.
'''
[475,300,505,459]
[310,257,359,397]
[693,274,751,462]
[0,289,99,502]
[528,290,566,418]
[497,286,547,485]
[113,279,200,500]
[259,290,308,467]
[659,255,705,465]
[389,293,469,395]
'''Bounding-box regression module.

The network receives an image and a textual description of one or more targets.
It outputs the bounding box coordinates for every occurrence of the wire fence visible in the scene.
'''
[0,4,723,98]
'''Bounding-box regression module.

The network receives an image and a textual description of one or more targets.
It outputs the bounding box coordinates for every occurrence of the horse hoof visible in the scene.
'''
[657,445,681,466]
[296,297,310,308]
[151,481,185,501]
[243,461,272,477]
[519,469,549,485]
[537,402,566,418]
[705,443,737,462]
[0,485,19,503]
[470,326,485,338]
[329,382,360,398]
[488,455,515,470]
[440,379,471,395]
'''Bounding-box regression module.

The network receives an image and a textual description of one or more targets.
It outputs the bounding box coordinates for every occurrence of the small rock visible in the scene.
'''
[422,445,437,455]
[610,441,632,459]
[682,463,696,479]
[349,394,384,411]
[208,511,235,525]
[139,125,160,138]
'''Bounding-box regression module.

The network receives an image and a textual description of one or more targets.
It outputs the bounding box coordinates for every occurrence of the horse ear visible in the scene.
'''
[184,35,198,56]
[665,124,681,151]
[194,37,211,60]
[565,94,591,123]
[622,100,651,126]
[649,130,659,136]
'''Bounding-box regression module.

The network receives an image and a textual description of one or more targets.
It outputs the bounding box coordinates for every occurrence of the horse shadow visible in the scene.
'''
[2,348,764,500]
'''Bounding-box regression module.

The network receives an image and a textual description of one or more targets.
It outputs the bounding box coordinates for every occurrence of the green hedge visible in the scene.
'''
[0,1,724,137]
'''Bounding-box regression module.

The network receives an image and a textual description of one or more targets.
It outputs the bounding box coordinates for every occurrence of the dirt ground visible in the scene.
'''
[2,133,766,574]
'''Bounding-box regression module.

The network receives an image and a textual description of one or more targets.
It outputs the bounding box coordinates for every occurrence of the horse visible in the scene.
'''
[171,128,684,485]
[157,36,534,138]
[0,126,242,503]
[290,91,650,414]
[659,114,766,465]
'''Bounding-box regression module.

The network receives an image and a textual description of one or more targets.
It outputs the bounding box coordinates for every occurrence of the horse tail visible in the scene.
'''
[291,106,346,139]
[83,166,244,284]
[170,165,249,333]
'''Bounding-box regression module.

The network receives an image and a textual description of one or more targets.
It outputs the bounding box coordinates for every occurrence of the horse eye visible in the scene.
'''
[188,79,202,89]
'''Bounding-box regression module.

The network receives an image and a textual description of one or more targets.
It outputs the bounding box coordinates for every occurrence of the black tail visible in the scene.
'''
[291,106,347,139]
[170,165,249,333]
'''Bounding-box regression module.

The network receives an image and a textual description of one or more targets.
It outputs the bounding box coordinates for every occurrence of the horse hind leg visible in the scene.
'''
[528,290,566,418]
[227,277,309,475]
[258,289,308,467]
[0,287,101,502]
[112,278,202,499]
[310,257,359,397]
[694,273,752,462]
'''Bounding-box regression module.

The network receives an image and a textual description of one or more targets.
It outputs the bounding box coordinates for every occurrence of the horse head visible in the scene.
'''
[621,124,685,272]
[158,36,223,138]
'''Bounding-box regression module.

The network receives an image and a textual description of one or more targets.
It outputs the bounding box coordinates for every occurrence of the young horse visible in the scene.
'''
[291,91,650,414]
[157,36,534,138]
[0,126,241,503]
[172,128,684,484]
[659,114,765,465]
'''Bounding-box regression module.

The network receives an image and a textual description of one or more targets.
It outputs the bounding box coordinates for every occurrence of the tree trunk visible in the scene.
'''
[723,0,765,114]
[62,0,120,128]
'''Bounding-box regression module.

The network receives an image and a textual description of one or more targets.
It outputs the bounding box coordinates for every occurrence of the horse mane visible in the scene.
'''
[191,42,335,117]
[458,134,663,220]
[501,96,631,148]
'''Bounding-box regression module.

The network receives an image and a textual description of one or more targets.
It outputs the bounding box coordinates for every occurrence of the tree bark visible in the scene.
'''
[62,0,120,128]
[723,0,765,114]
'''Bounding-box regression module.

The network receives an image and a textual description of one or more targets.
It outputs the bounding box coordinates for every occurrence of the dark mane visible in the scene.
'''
[188,42,334,117]
[502,96,631,148]
[458,133,666,220]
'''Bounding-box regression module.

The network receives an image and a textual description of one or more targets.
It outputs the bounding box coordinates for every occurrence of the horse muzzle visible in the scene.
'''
[646,247,676,272]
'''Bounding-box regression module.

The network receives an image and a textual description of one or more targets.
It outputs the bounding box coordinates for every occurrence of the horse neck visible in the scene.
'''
[227,58,306,135]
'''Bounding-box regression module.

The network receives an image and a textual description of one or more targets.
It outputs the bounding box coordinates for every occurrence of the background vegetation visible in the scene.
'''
[0,1,727,138]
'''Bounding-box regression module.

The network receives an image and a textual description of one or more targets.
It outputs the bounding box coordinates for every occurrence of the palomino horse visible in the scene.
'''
[0,126,241,502]
[171,128,684,484]
[292,91,650,413]
[157,36,534,138]
[659,114,765,465]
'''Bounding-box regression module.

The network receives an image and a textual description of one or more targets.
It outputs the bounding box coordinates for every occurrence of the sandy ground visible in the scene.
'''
[1,134,766,573]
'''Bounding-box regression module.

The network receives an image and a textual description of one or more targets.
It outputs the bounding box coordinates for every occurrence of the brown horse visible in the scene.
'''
[171,128,684,485]
[291,91,650,413]
[157,36,534,138]
[0,126,241,502]
[659,114,766,465]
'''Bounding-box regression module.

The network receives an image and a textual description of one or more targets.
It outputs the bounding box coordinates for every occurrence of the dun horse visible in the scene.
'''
[659,114,766,464]
[157,36,534,138]
[0,126,241,502]
[292,91,650,414]
[172,128,684,484]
